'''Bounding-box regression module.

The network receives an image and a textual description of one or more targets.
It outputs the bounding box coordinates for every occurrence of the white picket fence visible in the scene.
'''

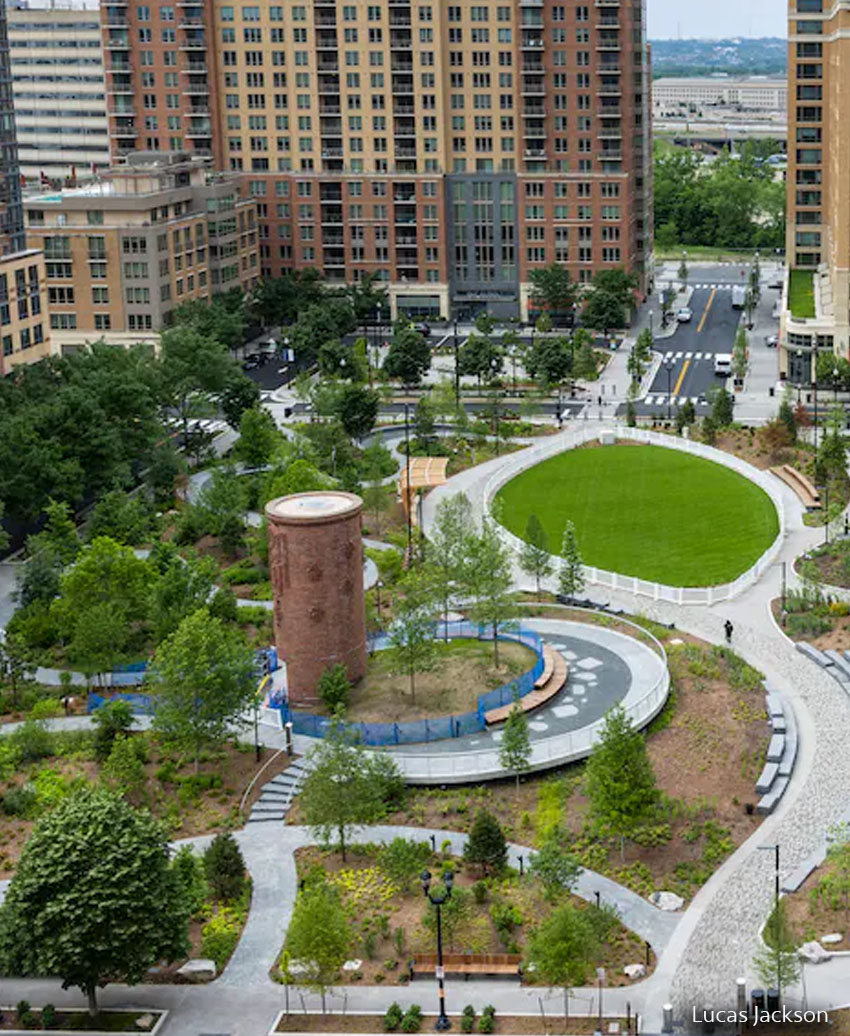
[484,422,787,607]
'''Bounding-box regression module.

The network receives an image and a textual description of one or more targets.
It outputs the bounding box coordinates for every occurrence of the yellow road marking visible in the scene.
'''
[697,287,717,333]
[673,359,690,397]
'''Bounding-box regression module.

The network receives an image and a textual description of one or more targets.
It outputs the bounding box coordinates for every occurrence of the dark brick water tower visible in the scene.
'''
[265,491,367,706]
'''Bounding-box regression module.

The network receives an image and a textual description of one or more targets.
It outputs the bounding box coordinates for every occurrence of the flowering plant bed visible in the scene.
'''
[273,1013,630,1035]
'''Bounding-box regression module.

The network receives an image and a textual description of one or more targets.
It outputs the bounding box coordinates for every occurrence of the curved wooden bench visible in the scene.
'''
[484,647,568,726]
[533,644,556,689]
[409,953,521,979]
[770,464,820,509]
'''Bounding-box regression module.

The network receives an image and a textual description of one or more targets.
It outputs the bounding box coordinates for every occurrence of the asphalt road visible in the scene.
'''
[635,284,745,418]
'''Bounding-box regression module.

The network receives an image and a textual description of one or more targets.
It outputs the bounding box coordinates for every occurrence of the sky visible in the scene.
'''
[648,0,785,39]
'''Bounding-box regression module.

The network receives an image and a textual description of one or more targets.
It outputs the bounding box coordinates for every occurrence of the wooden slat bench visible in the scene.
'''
[409,953,522,980]
[533,644,555,689]
[770,464,821,510]
[484,648,568,726]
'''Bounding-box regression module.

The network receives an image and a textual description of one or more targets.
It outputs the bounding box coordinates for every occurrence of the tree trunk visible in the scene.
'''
[339,824,347,863]
[409,666,416,704]
[493,623,500,668]
[86,984,98,1019]
[536,574,541,601]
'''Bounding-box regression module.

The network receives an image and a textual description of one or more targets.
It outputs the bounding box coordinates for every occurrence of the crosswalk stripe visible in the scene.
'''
[675,352,683,359]
[684,351,693,359]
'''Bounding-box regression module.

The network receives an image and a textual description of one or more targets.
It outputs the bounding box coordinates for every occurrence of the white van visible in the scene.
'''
[714,354,733,377]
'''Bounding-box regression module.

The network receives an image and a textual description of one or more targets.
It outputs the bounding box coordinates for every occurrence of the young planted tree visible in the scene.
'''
[529,831,582,902]
[524,902,611,1024]
[710,386,735,427]
[753,899,800,996]
[285,881,352,1014]
[0,788,188,1017]
[151,607,256,770]
[585,705,659,857]
[557,521,585,601]
[236,406,279,467]
[429,492,477,639]
[388,568,437,704]
[498,699,532,791]
[778,391,797,443]
[468,519,516,667]
[299,718,402,861]
[0,630,35,710]
[733,326,749,381]
[519,514,554,599]
[317,663,351,714]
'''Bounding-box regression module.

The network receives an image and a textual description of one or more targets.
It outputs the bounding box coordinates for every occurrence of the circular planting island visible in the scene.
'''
[495,442,780,587]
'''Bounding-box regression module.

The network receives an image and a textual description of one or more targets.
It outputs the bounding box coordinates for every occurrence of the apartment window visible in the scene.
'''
[50,313,77,330]
[94,314,112,331]
[92,287,109,305]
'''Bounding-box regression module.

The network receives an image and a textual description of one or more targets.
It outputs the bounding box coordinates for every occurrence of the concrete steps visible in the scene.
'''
[247,758,311,824]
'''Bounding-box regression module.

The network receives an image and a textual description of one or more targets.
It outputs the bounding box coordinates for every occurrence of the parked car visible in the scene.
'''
[411,321,431,336]
[765,334,779,348]
[768,276,783,290]
[676,307,693,323]
[241,353,262,370]
[714,354,733,377]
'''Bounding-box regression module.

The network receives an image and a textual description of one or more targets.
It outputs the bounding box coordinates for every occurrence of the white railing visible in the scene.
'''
[483,422,787,607]
[396,607,670,783]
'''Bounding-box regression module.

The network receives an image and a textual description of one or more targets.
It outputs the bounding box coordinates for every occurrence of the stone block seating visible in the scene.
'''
[755,685,798,816]
[484,644,568,726]
[770,465,821,510]
[409,953,522,980]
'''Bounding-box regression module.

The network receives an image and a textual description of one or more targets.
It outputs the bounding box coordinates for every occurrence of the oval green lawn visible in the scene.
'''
[495,444,779,586]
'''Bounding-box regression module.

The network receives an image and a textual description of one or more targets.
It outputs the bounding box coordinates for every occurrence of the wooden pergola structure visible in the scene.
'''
[398,456,448,525]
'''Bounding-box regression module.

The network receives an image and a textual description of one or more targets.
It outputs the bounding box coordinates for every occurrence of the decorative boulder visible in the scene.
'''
[176,958,217,982]
[624,963,646,979]
[650,891,684,912]
[798,941,831,964]
[821,933,844,945]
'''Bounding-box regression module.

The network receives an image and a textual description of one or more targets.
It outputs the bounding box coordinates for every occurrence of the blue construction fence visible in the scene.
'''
[270,621,545,746]
[86,647,279,715]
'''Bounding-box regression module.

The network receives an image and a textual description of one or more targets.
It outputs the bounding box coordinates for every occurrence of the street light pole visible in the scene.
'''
[404,401,413,561]
[421,869,454,1031]
[453,317,460,406]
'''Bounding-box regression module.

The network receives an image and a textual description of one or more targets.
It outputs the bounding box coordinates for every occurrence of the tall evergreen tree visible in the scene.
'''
[498,698,532,791]
[585,705,659,857]
[557,521,585,601]
[519,514,553,599]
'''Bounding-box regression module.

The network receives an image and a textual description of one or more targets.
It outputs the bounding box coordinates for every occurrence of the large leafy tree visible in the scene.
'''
[524,336,572,389]
[149,544,218,641]
[334,383,380,441]
[529,263,577,318]
[0,787,189,1017]
[158,325,239,451]
[151,607,256,769]
[585,705,659,855]
[299,718,402,861]
[458,332,503,387]
[169,293,244,349]
[388,568,438,704]
[236,406,280,467]
[383,325,431,386]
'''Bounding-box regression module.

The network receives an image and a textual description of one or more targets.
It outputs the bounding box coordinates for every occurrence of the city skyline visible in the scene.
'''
[648,0,785,40]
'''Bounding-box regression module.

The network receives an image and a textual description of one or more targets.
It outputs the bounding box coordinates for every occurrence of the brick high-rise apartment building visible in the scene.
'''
[102,0,652,321]
[782,0,849,382]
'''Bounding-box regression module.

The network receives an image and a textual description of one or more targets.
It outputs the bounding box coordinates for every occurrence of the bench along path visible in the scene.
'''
[770,463,821,510]
[483,643,569,725]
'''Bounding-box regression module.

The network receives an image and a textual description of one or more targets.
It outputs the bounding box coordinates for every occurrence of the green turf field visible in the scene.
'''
[495,444,779,586]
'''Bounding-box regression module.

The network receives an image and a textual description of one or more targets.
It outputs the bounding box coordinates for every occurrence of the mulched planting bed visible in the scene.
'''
[0,1010,163,1032]
[283,847,654,989]
[275,1015,631,1034]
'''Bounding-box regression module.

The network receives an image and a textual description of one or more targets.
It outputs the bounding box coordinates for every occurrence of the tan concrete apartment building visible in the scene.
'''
[100,0,653,321]
[781,0,850,383]
[23,151,260,354]
[8,1,111,182]
[0,0,52,376]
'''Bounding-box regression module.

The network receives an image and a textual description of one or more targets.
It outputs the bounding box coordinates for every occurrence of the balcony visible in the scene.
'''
[315,13,337,26]
[523,122,545,137]
[179,35,207,50]
[187,126,212,139]
[597,15,620,27]
[394,122,415,137]
[320,185,343,201]
[319,100,341,114]
[396,146,417,157]
[390,32,412,49]
[179,17,204,28]
[523,102,545,116]
[183,82,209,94]
[322,207,343,224]
[182,61,207,73]
[317,56,339,71]
[598,62,621,73]
[109,104,135,116]
[318,77,341,94]
[321,147,343,157]
[320,118,342,134]
[109,79,134,94]
[524,147,546,158]
[522,58,544,72]
[394,102,415,114]
[106,35,130,49]
[521,33,544,49]
[598,125,622,139]
[596,33,621,49]
[316,30,337,48]
[521,78,546,95]
[105,14,129,28]
[392,57,413,72]
[600,150,622,162]
[390,12,411,25]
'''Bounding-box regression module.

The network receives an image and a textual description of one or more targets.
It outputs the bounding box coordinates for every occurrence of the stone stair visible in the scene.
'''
[247,758,310,824]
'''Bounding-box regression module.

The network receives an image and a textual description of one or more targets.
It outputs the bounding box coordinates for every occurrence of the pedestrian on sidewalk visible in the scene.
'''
[724,619,734,645]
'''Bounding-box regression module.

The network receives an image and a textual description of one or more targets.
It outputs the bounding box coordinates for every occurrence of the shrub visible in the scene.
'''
[29,697,62,720]
[3,783,36,817]
[461,1006,476,1033]
[829,600,850,616]
[20,1011,38,1030]
[472,880,488,904]
[383,1003,404,1031]
[378,837,431,892]
[11,718,53,763]
[200,908,240,971]
[42,1004,57,1028]
[477,1015,493,1034]
[209,587,239,622]
[204,832,246,903]
[172,845,209,916]
[401,1005,422,1031]
[362,931,377,959]
[92,700,134,763]
[16,1000,30,1019]
[393,926,405,954]
[317,663,351,713]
